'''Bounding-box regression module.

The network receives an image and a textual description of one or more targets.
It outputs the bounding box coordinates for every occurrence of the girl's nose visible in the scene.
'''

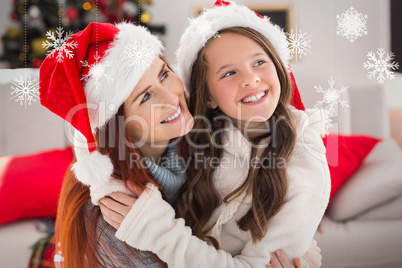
[240,69,260,88]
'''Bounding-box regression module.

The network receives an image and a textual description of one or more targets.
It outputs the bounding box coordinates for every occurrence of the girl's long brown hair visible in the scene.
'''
[54,105,165,267]
[178,27,296,248]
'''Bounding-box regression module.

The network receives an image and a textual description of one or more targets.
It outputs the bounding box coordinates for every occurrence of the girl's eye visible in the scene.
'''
[161,70,169,81]
[222,71,235,78]
[140,92,151,104]
[254,60,265,67]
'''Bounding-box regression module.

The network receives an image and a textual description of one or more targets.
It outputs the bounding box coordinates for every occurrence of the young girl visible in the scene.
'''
[40,20,307,268]
[39,22,194,267]
[100,1,330,267]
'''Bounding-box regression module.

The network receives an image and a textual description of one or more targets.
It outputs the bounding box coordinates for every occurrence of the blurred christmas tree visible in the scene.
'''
[1,0,165,68]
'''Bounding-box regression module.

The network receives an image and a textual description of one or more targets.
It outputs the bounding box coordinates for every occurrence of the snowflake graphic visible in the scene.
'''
[10,75,40,109]
[336,6,368,43]
[81,52,113,87]
[286,29,312,61]
[42,27,77,63]
[124,40,154,69]
[363,48,399,84]
[189,17,220,46]
[314,77,349,116]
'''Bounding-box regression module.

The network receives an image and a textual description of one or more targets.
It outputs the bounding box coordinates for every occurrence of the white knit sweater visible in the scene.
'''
[115,108,331,268]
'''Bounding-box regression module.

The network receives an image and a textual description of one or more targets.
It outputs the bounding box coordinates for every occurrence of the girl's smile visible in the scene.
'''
[239,89,269,105]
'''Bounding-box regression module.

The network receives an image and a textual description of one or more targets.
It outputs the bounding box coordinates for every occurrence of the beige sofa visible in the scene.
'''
[313,86,402,268]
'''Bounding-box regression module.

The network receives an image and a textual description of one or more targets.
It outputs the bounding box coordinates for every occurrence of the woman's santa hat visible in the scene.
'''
[176,0,305,110]
[39,22,163,204]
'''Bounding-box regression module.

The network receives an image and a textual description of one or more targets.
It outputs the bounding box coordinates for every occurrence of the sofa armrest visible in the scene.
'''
[327,138,402,221]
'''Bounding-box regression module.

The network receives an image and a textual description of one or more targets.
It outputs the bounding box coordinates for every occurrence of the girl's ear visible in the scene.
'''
[207,98,218,109]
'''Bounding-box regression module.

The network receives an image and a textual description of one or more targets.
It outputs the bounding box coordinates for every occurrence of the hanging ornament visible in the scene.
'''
[83,2,91,11]
[67,6,79,20]
[29,5,40,19]
[31,58,43,68]
[123,1,137,16]
[6,27,21,40]
[336,6,368,43]
[31,37,48,56]
[141,11,151,24]
[140,0,153,5]
[10,13,18,21]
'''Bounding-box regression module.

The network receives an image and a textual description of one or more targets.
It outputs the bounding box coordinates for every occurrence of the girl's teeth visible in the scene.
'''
[242,91,266,103]
[162,106,181,123]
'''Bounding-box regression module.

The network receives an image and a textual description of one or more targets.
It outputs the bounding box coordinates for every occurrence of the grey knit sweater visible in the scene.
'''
[85,140,186,268]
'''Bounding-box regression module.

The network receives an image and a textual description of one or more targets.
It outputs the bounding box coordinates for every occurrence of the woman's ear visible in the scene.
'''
[207,98,218,109]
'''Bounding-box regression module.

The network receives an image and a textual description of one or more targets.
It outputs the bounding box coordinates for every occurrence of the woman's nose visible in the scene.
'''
[156,84,179,105]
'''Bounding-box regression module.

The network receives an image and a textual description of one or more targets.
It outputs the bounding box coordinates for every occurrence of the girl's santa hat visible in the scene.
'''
[177,0,305,110]
[39,22,163,204]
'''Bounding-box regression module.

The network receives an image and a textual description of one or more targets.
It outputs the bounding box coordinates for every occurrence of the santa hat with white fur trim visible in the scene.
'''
[177,0,305,110]
[39,22,163,204]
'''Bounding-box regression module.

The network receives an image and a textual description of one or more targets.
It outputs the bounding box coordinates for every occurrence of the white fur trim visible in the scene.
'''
[73,129,90,161]
[90,178,133,205]
[73,129,130,205]
[302,108,331,137]
[84,23,164,132]
[176,2,290,90]
[71,150,114,187]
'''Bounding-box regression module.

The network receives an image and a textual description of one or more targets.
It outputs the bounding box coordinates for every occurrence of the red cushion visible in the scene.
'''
[0,147,73,225]
[322,134,381,201]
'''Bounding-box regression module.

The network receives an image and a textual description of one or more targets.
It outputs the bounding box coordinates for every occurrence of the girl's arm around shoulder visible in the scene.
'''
[288,107,331,195]
[114,183,275,267]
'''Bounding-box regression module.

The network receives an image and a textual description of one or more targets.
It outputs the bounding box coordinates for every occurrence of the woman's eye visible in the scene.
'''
[161,70,169,81]
[254,60,265,67]
[140,92,151,104]
[222,71,235,78]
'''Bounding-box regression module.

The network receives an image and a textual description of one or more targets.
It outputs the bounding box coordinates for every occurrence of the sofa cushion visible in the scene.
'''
[0,147,73,225]
[356,195,402,221]
[327,138,402,221]
[322,133,381,201]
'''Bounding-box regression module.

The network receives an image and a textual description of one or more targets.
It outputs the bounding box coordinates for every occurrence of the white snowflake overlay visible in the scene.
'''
[124,40,154,69]
[81,52,113,87]
[10,75,40,108]
[189,17,220,46]
[286,29,312,60]
[336,6,368,43]
[363,47,399,84]
[314,77,349,117]
[42,27,78,63]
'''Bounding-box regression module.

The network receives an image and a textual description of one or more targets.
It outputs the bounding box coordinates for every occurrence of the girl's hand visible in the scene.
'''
[99,181,143,229]
[267,240,322,268]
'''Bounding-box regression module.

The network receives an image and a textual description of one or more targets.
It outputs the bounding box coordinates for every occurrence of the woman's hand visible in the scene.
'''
[99,181,143,229]
[267,240,322,268]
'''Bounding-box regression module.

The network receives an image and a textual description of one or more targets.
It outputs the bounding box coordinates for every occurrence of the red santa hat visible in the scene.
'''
[176,0,305,110]
[39,22,163,204]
